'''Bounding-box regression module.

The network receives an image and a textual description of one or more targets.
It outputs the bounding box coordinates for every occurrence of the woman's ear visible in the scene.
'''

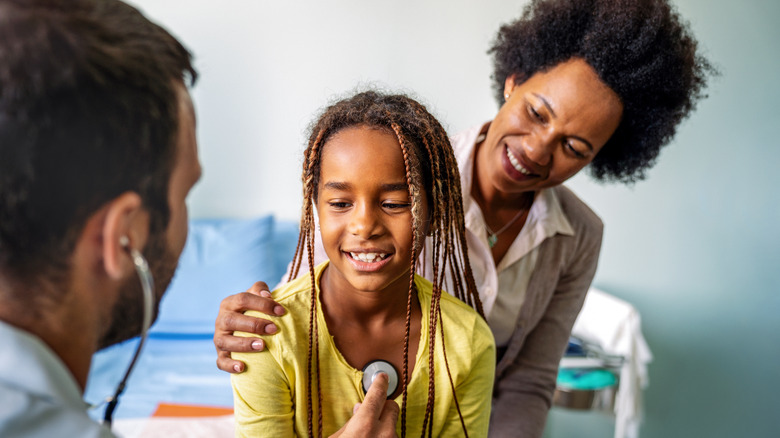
[101,192,150,280]
[503,75,521,101]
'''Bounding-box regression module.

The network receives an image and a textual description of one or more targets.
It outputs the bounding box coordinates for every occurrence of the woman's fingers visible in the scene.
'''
[216,350,247,373]
[213,282,287,374]
[214,284,286,335]
[217,310,280,336]
[214,326,267,351]
[213,328,268,373]
[221,283,286,316]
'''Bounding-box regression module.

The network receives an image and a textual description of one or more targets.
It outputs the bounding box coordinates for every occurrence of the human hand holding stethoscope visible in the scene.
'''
[330,371,399,438]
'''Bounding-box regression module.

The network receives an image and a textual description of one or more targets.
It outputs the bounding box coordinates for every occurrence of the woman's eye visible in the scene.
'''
[564,141,586,158]
[527,104,544,122]
[328,202,350,209]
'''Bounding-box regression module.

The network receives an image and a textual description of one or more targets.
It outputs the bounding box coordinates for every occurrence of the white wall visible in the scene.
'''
[128,1,780,437]
[129,0,514,221]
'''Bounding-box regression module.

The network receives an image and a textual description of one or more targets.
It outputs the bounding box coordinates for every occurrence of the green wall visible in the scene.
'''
[556,0,780,436]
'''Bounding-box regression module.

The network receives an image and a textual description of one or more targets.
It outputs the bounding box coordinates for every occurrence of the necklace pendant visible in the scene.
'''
[487,234,498,248]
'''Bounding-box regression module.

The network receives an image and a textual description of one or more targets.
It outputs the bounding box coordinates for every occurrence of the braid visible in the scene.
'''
[421,281,439,436]
[292,129,326,281]
[306,224,318,437]
[444,143,483,315]
[391,122,421,438]
[295,128,327,438]
[438,305,468,437]
[291,90,484,437]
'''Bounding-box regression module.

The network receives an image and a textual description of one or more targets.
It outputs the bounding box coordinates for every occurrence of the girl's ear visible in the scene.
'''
[101,192,150,280]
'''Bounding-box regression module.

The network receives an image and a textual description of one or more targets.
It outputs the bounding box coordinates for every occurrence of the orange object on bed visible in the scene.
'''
[152,403,233,418]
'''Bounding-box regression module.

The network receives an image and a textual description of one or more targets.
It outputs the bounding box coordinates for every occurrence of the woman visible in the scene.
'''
[214,0,714,436]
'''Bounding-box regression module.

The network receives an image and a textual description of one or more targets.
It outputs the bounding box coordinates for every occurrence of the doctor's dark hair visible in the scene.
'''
[490,0,715,183]
[291,90,484,437]
[0,0,196,284]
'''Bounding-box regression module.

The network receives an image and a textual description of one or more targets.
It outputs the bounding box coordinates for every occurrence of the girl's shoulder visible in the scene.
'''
[241,262,326,336]
[413,274,494,342]
[271,260,329,304]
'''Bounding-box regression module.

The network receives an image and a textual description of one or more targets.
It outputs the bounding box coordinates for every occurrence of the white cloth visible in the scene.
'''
[281,123,574,347]
[571,288,653,438]
[113,415,234,438]
[0,320,115,438]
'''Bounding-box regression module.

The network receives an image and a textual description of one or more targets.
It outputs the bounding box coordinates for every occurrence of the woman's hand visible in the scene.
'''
[213,281,286,373]
[329,373,399,438]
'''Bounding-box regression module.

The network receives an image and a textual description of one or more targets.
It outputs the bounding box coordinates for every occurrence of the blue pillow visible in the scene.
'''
[150,215,280,335]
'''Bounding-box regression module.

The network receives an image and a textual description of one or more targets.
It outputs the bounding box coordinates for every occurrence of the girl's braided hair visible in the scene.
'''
[291,90,483,437]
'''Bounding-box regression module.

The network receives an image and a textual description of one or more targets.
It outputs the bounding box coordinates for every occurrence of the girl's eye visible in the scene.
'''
[328,201,351,209]
[383,202,411,210]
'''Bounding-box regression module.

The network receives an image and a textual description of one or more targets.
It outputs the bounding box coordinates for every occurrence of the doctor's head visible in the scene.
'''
[0,0,200,348]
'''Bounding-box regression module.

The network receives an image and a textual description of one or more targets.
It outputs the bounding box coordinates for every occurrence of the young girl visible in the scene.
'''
[231,91,495,437]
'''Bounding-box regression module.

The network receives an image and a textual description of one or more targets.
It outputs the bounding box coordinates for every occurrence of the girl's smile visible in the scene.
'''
[344,248,393,272]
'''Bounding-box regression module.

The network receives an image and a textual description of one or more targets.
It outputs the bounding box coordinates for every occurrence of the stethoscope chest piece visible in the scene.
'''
[361,360,399,399]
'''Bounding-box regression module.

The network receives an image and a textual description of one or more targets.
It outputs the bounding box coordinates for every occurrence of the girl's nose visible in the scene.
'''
[348,204,382,239]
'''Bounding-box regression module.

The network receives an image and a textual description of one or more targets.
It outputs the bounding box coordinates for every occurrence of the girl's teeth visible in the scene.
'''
[506,147,531,175]
[349,252,388,263]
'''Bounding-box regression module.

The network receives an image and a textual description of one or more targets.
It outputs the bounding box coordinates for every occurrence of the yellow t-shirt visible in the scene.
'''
[232,261,495,437]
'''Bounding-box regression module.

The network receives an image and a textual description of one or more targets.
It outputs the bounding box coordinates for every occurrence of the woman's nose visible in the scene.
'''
[523,129,555,166]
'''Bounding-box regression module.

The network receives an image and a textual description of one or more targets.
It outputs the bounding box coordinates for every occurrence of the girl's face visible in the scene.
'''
[316,126,428,295]
[479,58,623,195]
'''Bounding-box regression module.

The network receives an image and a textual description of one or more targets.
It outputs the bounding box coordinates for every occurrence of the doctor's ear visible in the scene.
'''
[102,192,150,280]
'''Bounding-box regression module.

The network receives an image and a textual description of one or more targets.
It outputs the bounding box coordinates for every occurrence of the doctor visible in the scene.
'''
[0,1,197,436]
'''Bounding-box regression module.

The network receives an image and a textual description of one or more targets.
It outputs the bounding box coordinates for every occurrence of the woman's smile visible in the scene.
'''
[503,144,541,180]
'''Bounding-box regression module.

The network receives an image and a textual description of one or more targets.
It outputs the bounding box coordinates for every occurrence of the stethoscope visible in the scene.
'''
[96,236,155,429]
[97,238,399,425]
[361,360,399,399]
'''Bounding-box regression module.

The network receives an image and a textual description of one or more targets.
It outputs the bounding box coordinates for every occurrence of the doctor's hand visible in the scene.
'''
[213,281,286,373]
[330,373,399,438]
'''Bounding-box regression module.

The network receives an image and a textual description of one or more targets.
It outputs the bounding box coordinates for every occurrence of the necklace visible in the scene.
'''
[485,209,527,248]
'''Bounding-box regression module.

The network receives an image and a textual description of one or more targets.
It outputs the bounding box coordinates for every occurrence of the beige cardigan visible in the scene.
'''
[489,185,603,438]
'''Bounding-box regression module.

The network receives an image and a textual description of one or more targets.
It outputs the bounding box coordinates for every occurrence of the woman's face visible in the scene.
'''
[479,58,623,195]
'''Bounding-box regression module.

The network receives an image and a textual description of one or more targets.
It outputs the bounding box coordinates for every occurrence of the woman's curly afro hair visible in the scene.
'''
[490,0,716,183]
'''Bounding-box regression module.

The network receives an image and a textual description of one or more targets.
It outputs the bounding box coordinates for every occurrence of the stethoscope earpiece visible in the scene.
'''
[361,360,399,399]
[102,235,155,428]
